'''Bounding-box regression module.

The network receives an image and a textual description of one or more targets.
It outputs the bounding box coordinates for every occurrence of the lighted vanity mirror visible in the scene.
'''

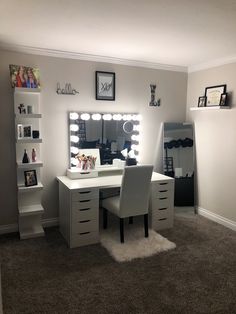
[69,112,141,168]
[163,122,194,208]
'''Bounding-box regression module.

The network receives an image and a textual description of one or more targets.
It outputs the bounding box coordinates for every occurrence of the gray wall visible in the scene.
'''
[187,62,236,222]
[0,50,187,226]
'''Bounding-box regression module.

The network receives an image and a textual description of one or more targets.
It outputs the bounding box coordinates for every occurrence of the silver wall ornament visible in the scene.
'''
[149,84,161,107]
[56,83,79,95]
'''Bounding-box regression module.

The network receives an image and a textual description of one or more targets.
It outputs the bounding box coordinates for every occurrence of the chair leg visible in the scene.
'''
[144,214,149,238]
[120,218,124,243]
[103,208,108,229]
[129,216,133,224]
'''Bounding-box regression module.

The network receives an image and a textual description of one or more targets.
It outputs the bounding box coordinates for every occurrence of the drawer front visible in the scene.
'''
[152,181,174,195]
[72,218,98,234]
[150,197,170,210]
[151,216,174,231]
[72,205,98,221]
[72,198,98,211]
[70,231,99,248]
[72,189,99,202]
[152,207,173,220]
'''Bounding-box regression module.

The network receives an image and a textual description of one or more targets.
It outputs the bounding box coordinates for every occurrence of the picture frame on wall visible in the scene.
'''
[219,93,228,106]
[198,96,206,107]
[205,84,226,106]
[9,64,40,89]
[24,170,38,187]
[95,71,115,101]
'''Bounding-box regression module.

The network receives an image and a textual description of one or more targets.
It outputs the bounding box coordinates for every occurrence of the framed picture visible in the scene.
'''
[24,170,38,187]
[9,64,40,89]
[205,84,226,106]
[23,125,32,139]
[198,96,206,107]
[95,71,115,100]
[219,93,228,106]
[17,124,23,139]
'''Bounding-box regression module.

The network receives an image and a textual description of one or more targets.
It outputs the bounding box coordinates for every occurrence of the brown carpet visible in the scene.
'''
[0,215,235,314]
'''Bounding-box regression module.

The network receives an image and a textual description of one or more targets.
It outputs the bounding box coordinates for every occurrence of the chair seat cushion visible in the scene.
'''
[102,196,120,217]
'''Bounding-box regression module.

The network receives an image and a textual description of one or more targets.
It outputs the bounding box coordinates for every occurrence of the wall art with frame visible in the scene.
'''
[24,170,38,187]
[95,71,115,101]
[205,84,226,107]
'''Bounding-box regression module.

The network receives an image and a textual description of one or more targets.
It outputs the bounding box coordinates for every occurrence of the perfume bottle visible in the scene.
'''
[22,149,30,163]
[32,148,36,162]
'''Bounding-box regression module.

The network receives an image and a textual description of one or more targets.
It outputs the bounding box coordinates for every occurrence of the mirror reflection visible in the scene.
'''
[163,123,194,207]
[69,112,140,167]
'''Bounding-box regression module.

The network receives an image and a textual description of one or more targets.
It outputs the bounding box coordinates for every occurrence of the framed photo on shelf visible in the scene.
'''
[23,125,32,139]
[17,124,23,139]
[95,71,115,101]
[205,84,226,107]
[24,170,38,187]
[198,96,206,107]
[219,93,227,106]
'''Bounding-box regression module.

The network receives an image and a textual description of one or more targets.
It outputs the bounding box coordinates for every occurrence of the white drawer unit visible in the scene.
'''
[59,183,99,248]
[150,179,174,231]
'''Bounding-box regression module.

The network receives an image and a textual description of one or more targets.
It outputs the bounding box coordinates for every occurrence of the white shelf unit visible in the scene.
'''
[14,88,45,240]
[190,106,230,111]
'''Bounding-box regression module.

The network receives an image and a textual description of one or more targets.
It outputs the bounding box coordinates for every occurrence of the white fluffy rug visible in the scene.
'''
[100,227,176,262]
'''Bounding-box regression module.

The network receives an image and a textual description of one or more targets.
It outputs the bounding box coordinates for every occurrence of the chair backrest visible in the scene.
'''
[119,165,153,218]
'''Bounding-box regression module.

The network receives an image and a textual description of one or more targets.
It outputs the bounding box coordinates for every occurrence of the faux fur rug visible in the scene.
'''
[100,227,176,262]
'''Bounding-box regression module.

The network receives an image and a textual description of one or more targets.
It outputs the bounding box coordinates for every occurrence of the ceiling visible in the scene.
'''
[0,0,236,72]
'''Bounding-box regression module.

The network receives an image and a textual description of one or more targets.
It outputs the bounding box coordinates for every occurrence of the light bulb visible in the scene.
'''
[103,114,112,120]
[71,157,78,166]
[113,114,122,121]
[71,146,79,154]
[70,124,79,132]
[92,113,101,120]
[70,112,79,120]
[70,135,79,143]
[81,113,90,120]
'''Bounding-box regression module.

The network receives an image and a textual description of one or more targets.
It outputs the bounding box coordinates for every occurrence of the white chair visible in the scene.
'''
[102,165,153,243]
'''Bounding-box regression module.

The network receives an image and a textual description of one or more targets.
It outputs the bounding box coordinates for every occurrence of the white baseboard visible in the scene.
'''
[0,223,18,235]
[0,217,59,235]
[198,207,236,231]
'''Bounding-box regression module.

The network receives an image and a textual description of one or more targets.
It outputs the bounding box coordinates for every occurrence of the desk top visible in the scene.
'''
[57,172,173,190]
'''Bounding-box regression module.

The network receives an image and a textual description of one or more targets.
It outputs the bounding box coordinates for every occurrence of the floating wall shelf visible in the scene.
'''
[190,106,230,111]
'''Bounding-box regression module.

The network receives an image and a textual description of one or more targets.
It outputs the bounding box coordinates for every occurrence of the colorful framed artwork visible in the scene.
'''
[95,71,115,101]
[9,64,40,89]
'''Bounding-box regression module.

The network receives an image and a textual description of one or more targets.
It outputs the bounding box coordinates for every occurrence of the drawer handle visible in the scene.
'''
[159,207,167,211]
[159,183,167,185]
[79,231,90,235]
[79,191,91,194]
[159,190,167,193]
[159,218,167,221]
[80,208,90,211]
[159,197,167,200]
[79,200,90,203]
[80,220,90,223]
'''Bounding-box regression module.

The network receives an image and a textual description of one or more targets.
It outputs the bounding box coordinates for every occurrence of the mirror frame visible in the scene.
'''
[69,112,141,168]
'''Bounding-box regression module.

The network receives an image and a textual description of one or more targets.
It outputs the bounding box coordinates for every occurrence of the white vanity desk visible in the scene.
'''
[57,171,174,248]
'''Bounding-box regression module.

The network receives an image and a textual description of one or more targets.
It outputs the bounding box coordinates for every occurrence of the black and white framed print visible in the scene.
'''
[95,71,115,100]
[219,93,228,106]
[198,96,206,107]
